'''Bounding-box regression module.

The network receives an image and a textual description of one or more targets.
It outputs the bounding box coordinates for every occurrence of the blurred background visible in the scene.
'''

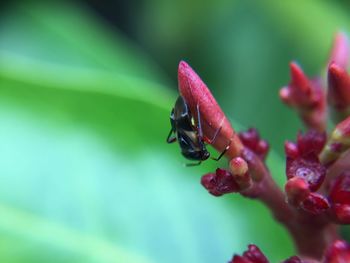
[0,0,349,262]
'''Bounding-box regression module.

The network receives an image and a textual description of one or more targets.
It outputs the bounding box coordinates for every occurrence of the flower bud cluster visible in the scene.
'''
[201,128,269,197]
[172,31,350,263]
[201,157,252,196]
[283,117,350,225]
[284,131,329,214]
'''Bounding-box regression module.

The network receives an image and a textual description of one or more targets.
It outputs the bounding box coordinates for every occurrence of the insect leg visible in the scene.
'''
[211,140,231,161]
[206,126,222,144]
[185,161,202,167]
[196,103,204,140]
[166,128,177,143]
[196,103,224,145]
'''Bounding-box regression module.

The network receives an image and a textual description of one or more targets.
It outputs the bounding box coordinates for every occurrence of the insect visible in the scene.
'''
[166,96,228,166]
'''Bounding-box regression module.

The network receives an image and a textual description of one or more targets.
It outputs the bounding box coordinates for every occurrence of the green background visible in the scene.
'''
[0,1,349,262]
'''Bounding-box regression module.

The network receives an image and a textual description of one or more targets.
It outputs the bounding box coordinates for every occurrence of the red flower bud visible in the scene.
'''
[279,62,326,131]
[329,171,350,204]
[328,63,350,116]
[329,32,349,70]
[285,177,310,206]
[178,61,243,159]
[327,32,350,122]
[324,240,350,263]
[285,131,326,160]
[201,168,239,196]
[328,171,350,223]
[285,141,299,159]
[280,62,314,107]
[285,177,329,214]
[300,193,330,215]
[242,245,269,263]
[286,155,326,192]
[296,130,326,157]
[229,244,269,263]
[332,204,350,224]
[239,128,269,160]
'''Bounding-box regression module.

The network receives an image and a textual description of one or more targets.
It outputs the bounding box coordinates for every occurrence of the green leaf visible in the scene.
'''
[0,1,168,83]
[0,2,294,262]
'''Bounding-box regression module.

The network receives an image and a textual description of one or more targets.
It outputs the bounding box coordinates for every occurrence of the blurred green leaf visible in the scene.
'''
[0,1,294,262]
[0,1,169,83]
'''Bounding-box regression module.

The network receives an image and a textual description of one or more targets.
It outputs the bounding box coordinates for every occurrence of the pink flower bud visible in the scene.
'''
[279,62,326,131]
[329,32,349,70]
[178,61,243,159]
[283,62,314,107]
[285,177,310,206]
[229,157,252,190]
[285,141,299,159]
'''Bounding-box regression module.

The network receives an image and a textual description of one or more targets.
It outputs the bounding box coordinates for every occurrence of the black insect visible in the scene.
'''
[166,96,227,166]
